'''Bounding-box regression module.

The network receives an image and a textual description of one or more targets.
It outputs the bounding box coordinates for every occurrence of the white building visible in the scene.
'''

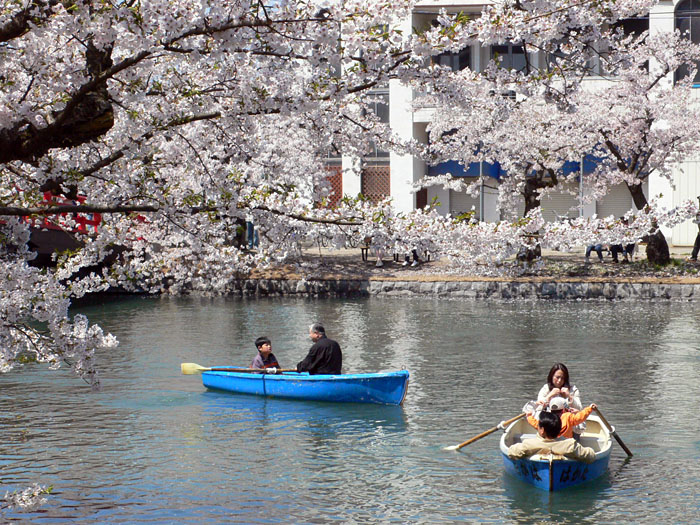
[332,0,700,248]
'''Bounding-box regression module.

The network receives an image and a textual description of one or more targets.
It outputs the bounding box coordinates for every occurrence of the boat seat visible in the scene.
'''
[579,432,607,452]
[512,433,538,444]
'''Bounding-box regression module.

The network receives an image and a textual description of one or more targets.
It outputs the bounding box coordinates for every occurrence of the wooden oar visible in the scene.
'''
[444,413,526,451]
[180,362,296,375]
[594,407,633,457]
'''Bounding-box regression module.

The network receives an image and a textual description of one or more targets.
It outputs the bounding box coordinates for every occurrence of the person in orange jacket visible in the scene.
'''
[526,397,597,439]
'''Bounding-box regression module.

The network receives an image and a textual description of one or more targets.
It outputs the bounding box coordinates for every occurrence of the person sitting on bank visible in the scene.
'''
[687,196,700,262]
[508,411,596,463]
[584,243,605,263]
[527,397,597,439]
[250,336,280,373]
[611,243,635,263]
[611,218,636,263]
[296,323,342,375]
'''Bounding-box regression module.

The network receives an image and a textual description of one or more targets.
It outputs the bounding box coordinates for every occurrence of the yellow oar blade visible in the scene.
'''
[181,362,210,375]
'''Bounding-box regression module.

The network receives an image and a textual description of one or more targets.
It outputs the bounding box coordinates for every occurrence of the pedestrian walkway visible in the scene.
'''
[256,243,700,284]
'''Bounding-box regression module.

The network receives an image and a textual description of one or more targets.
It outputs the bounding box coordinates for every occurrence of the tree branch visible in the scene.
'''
[0,0,63,42]
[0,203,363,226]
[80,112,221,177]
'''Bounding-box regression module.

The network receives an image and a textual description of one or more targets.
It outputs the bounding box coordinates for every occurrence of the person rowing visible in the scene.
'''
[506,411,596,463]
[526,397,597,439]
[296,323,342,375]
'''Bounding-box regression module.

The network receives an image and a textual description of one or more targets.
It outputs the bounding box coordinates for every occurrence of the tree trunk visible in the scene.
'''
[643,229,670,265]
[626,182,670,265]
[0,41,114,163]
[517,178,543,263]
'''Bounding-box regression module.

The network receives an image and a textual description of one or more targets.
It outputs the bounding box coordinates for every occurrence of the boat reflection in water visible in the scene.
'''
[197,388,409,445]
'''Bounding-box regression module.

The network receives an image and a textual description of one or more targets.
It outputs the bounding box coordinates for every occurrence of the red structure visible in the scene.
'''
[33,191,102,234]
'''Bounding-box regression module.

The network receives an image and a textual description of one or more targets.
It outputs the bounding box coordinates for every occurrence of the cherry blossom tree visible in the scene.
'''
[419,4,700,264]
[0,0,427,385]
[575,30,700,263]
[424,80,598,261]
[2,0,698,401]
[10,0,700,513]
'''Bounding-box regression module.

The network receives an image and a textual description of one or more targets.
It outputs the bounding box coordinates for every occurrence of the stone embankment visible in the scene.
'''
[239,247,700,301]
[232,277,700,300]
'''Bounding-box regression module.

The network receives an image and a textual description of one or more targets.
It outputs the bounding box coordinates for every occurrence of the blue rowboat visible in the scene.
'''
[201,369,410,405]
[499,414,612,491]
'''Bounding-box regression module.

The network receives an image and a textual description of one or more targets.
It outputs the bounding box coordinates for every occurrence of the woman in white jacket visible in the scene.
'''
[537,362,583,411]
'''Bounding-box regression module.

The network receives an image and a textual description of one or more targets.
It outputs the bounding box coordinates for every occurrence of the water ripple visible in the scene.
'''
[2,297,700,522]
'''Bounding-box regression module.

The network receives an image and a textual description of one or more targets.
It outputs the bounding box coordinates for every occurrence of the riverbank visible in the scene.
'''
[251,245,700,283]
[241,245,700,300]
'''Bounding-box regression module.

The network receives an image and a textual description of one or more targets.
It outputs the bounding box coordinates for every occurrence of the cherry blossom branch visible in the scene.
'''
[0,203,363,226]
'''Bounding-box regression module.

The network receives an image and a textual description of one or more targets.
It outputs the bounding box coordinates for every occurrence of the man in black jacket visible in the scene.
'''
[296,323,342,375]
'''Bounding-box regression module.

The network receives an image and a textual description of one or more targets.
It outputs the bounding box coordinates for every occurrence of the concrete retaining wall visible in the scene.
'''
[230,279,700,301]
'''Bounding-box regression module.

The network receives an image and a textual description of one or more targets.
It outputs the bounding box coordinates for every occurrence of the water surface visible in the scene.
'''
[2,296,700,523]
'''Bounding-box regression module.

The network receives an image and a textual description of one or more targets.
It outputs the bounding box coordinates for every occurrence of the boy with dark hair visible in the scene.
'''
[507,411,596,463]
[250,336,281,372]
[527,397,597,439]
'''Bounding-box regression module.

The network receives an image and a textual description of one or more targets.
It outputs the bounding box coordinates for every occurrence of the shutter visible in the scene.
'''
[540,183,580,222]
[672,159,700,246]
[324,166,343,208]
[361,166,391,204]
[449,190,481,219]
[501,183,580,221]
[596,184,635,219]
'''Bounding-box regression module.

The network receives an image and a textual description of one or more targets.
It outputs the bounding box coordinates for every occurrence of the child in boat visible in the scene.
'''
[250,336,281,372]
[507,411,596,463]
[537,363,583,411]
[526,397,597,439]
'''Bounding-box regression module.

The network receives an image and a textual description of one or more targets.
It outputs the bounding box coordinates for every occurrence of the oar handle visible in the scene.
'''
[454,413,526,451]
[181,362,298,375]
[594,407,633,457]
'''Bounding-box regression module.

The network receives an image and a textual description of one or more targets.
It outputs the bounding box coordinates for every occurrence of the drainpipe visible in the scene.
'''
[479,161,484,222]
[579,156,584,218]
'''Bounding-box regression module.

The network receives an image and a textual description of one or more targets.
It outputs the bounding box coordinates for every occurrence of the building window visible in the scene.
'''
[615,17,649,74]
[364,92,390,160]
[323,144,342,164]
[433,47,471,71]
[544,38,603,76]
[491,44,527,72]
[676,0,700,83]
[615,16,649,37]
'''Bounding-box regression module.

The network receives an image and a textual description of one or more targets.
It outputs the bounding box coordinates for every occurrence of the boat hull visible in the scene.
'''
[499,415,612,491]
[201,370,410,405]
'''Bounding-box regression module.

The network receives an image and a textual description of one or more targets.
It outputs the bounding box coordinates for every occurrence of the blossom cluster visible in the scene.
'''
[2,484,51,512]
